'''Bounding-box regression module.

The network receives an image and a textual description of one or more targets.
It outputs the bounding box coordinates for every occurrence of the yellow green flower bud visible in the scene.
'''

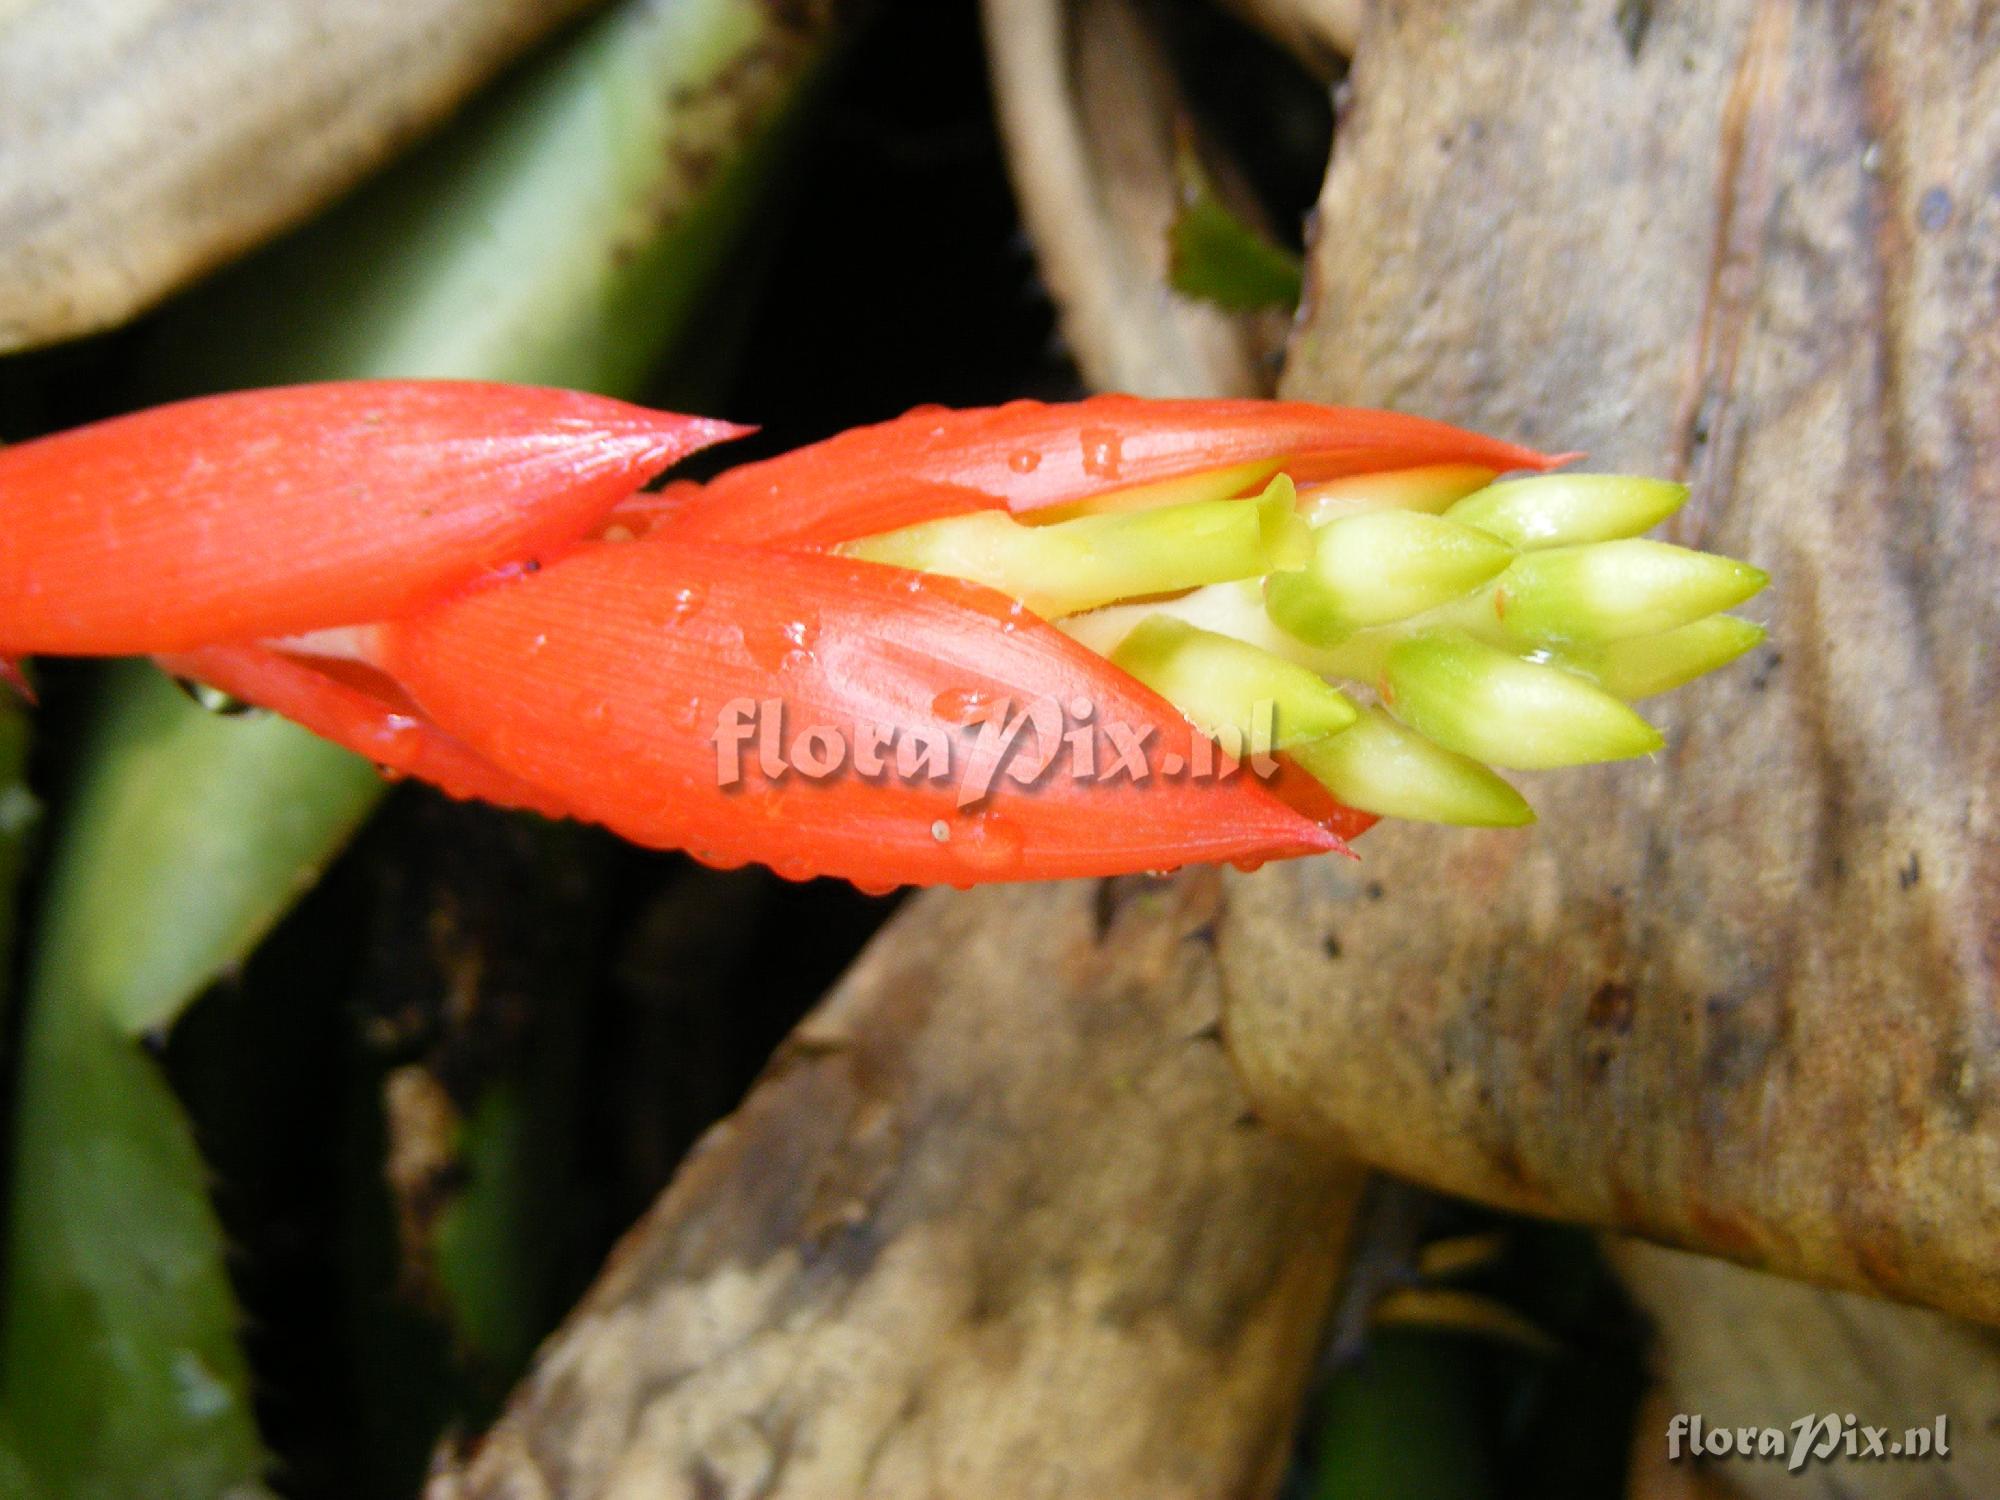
[1290,706,1533,827]
[1548,614,1767,699]
[1383,634,1663,769]
[1446,474,1688,548]
[1477,540,1767,644]
[1111,615,1357,751]
[1265,511,1516,645]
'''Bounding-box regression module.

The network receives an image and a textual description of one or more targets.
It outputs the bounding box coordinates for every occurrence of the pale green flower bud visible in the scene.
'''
[1111,615,1357,751]
[1265,511,1515,645]
[1383,633,1663,769]
[1290,706,1533,826]
[1447,474,1688,548]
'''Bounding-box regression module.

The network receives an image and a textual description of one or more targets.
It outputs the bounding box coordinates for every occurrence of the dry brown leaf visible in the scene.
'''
[1613,1238,2000,1499]
[0,0,600,351]
[430,877,1365,1499]
[1626,1384,1750,1500]
[1219,0,2000,1327]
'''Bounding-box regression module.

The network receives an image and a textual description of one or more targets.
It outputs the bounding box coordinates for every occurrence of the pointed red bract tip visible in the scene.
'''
[1260,755,1374,851]
[0,381,748,656]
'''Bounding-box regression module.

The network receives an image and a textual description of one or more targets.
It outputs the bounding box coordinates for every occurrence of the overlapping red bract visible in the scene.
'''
[0,381,746,653]
[1,382,1569,886]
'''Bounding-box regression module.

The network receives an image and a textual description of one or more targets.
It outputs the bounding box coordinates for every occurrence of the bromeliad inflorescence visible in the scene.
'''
[0,381,1766,888]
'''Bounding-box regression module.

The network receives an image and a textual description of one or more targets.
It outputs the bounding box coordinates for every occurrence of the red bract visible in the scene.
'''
[0,381,1575,887]
[156,644,574,819]
[0,381,746,653]
[374,540,1358,886]
[652,395,1563,548]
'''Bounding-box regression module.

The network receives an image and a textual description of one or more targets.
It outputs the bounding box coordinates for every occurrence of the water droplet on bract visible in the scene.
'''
[780,648,816,673]
[489,557,543,585]
[931,819,951,842]
[669,583,706,622]
[853,877,900,897]
[773,856,815,883]
[742,618,800,673]
[903,403,948,419]
[1232,857,1266,874]
[1079,427,1124,480]
[1008,448,1043,474]
[931,687,994,724]
[173,679,257,716]
[955,812,1024,873]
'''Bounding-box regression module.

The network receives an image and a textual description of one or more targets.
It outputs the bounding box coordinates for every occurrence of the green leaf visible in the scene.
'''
[161,0,841,397]
[0,668,371,1498]
[0,697,35,1013]
[1308,1329,1496,1500]
[1168,190,1304,313]
[0,1014,270,1500]
[40,674,386,1039]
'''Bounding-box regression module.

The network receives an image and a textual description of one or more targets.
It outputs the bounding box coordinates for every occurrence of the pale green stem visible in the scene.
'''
[1297,463,1497,526]
[1027,457,1282,522]
[845,476,1309,617]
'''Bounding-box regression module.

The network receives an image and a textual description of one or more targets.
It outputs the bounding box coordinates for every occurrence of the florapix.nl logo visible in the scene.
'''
[711,693,1284,808]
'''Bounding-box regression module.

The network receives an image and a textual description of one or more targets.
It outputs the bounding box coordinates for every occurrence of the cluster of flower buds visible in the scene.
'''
[1037,465,1767,828]
[0,381,1766,888]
